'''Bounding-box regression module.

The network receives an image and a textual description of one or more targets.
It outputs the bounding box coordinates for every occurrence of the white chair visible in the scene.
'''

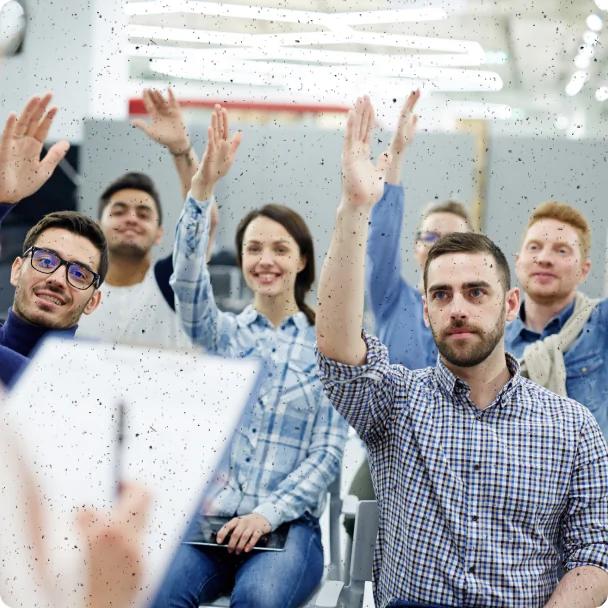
[200,474,344,608]
[313,500,378,608]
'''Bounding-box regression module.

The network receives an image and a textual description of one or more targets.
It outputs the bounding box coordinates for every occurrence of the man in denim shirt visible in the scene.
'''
[506,201,608,435]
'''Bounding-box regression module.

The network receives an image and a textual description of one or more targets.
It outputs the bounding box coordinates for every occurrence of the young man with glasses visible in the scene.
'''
[367,90,473,369]
[0,93,107,385]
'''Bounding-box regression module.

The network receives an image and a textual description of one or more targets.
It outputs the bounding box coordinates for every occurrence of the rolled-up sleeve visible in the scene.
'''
[316,331,404,445]
[562,409,608,572]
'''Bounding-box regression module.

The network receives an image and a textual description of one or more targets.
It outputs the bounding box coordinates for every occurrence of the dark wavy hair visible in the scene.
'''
[235,204,316,325]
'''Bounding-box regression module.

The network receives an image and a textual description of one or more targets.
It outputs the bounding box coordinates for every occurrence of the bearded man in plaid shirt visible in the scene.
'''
[315,95,608,608]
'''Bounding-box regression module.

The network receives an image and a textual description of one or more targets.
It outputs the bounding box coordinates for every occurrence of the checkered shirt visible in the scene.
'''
[317,331,608,608]
[171,194,348,530]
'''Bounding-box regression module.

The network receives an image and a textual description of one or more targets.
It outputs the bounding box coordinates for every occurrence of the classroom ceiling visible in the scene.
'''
[124,0,608,135]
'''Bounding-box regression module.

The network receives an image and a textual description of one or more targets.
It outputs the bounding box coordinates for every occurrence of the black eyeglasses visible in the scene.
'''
[23,246,101,290]
[415,230,443,246]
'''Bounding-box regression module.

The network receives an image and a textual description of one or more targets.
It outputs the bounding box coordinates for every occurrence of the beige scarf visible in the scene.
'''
[519,292,599,396]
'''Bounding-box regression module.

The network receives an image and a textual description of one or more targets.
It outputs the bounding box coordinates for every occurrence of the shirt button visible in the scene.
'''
[245,457,251,463]
[581,366,588,374]
[252,428,257,433]
[468,566,476,574]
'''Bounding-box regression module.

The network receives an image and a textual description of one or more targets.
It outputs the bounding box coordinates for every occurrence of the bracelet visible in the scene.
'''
[170,144,192,157]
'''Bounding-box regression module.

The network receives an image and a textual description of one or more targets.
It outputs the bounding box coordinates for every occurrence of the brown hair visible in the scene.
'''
[527,201,590,259]
[235,204,316,325]
[22,211,109,285]
[421,200,473,230]
[423,232,510,291]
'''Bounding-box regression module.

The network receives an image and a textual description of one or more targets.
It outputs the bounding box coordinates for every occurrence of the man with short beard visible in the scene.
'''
[316,97,608,608]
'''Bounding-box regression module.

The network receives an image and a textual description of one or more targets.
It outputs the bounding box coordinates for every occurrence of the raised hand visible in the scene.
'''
[191,104,242,201]
[385,89,420,184]
[0,93,69,204]
[131,88,191,155]
[341,96,388,209]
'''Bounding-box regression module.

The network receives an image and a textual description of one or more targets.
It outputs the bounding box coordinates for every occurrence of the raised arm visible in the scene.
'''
[316,96,388,365]
[131,89,221,261]
[170,104,242,353]
[0,93,69,206]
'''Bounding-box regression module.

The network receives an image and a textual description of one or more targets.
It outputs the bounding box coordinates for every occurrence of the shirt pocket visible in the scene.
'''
[281,359,319,415]
[566,351,604,414]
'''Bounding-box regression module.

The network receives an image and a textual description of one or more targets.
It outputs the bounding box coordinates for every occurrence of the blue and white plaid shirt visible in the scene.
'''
[317,331,608,608]
[171,194,348,530]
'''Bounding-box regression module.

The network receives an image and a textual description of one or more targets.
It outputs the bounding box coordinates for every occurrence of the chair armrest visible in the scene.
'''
[313,580,345,607]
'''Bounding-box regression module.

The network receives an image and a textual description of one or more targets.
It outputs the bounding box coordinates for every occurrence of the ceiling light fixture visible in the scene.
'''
[594,0,608,11]
[565,71,588,96]
[586,14,603,31]
[595,86,608,101]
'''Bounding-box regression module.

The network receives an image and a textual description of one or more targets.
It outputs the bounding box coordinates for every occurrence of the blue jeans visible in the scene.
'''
[153,514,324,608]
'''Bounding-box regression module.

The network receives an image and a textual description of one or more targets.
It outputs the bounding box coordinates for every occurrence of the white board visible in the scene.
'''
[0,337,262,608]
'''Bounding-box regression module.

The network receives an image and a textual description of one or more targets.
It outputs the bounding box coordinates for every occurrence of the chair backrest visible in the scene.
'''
[349,500,378,586]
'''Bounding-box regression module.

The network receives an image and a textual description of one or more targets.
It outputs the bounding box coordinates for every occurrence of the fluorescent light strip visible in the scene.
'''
[128,43,485,68]
[128,25,483,55]
[149,57,503,92]
[125,1,447,25]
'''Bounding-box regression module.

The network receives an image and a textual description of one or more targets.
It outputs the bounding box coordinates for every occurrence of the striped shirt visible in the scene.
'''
[317,331,608,608]
[171,194,348,530]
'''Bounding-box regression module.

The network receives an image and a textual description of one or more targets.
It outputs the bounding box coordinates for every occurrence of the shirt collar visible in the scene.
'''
[512,299,576,339]
[1,308,77,358]
[236,304,310,330]
[435,352,522,409]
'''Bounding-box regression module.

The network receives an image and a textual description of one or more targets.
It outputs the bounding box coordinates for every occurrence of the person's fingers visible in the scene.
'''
[130,118,153,137]
[343,109,356,147]
[216,517,238,544]
[351,97,363,142]
[33,107,58,142]
[167,87,178,108]
[229,131,242,156]
[208,117,217,150]
[14,96,41,137]
[151,89,168,114]
[221,107,229,141]
[244,528,264,553]
[402,88,421,117]
[376,150,392,176]
[141,90,156,120]
[26,93,52,137]
[213,105,223,140]
[361,96,375,145]
[0,113,18,151]
[39,140,70,179]
[226,521,245,553]
[234,525,254,555]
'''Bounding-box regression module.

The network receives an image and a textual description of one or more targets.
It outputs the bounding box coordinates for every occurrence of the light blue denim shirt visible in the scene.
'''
[506,299,608,438]
[170,193,348,530]
[366,183,437,369]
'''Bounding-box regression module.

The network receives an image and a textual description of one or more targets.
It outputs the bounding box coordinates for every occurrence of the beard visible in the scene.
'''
[430,309,506,368]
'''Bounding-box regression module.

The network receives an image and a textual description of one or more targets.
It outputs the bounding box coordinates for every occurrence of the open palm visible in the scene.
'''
[191,104,241,200]
[131,88,190,154]
[341,97,387,208]
[0,93,69,204]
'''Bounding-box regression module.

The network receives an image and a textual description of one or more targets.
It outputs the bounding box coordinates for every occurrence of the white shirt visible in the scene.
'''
[77,265,191,349]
